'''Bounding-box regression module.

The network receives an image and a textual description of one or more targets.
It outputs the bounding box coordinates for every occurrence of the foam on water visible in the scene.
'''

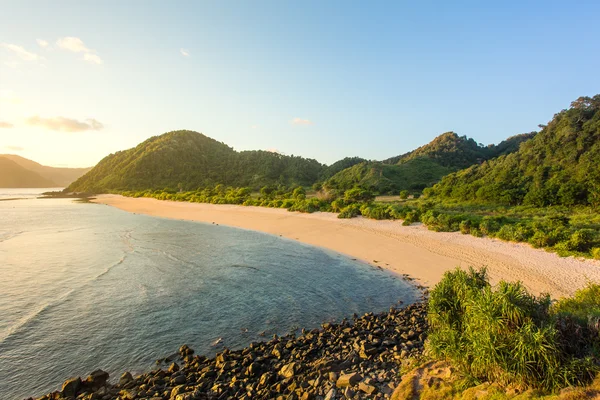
[0,193,417,399]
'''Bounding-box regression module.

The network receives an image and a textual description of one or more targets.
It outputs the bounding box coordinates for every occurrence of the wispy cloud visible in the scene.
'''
[291,117,314,126]
[26,116,104,132]
[56,37,90,52]
[266,148,281,154]
[180,48,190,57]
[5,145,24,151]
[83,53,103,64]
[36,39,49,48]
[56,37,103,64]
[251,125,259,129]
[1,43,43,62]
[0,121,14,128]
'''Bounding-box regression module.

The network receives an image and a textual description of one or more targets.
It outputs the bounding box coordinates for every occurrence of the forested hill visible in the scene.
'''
[322,132,534,195]
[67,130,325,192]
[0,157,58,188]
[382,131,535,168]
[429,95,600,206]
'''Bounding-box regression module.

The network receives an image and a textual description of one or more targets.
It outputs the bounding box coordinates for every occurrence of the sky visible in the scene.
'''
[1,1,599,168]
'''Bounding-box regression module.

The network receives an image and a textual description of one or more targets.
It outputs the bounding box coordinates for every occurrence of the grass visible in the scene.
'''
[426,268,600,393]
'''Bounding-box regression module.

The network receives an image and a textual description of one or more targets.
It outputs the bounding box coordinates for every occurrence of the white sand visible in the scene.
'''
[93,195,600,299]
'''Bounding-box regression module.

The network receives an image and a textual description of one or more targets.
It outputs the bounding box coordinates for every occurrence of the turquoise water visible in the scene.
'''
[0,194,417,399]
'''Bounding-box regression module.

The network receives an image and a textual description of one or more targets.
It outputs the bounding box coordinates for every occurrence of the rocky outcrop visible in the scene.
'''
[30,302,427,400]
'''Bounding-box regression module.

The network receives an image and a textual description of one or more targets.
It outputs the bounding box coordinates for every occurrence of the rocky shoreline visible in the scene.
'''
[29,302,427,400]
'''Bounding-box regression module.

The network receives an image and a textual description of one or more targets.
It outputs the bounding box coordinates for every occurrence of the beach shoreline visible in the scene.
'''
[92,194,600,299]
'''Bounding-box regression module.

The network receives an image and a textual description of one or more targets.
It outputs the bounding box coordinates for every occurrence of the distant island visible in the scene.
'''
[0,154,91,188]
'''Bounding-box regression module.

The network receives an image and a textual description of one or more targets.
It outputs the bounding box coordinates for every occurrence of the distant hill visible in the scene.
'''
[0,154,92,187]
[323,132,534,195]
[319,157,367,181]
[429,95,600,206]
[0,157,58,188]
[68,130,325,192]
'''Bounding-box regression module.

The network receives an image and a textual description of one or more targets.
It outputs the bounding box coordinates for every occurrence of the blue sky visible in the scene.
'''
[1,1,599,167]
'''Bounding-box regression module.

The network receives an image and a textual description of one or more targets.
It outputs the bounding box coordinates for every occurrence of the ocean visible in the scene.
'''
[0,190,417,399]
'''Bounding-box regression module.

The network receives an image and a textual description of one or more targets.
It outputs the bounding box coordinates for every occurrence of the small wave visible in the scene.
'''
[229,264,260,272]
[92,255,128,282]
[0,288,75,345]
[0,254,129,345]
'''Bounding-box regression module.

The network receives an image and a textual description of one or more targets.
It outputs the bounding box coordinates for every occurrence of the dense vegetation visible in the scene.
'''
[322,159,453,195]
[430,96,600,206]
[318,156,367,181]
[427,268,600,391]
[68,131,325,192]
[70,129,532,196]
[0,157,58,188]
[323,132,534,195]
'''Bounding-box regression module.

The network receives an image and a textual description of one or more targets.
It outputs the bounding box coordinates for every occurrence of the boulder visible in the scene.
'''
[119,371,134,386]
[279,362,300,379]
[336,372,362,388]
[84,369,109,389]
[61,377,82,397]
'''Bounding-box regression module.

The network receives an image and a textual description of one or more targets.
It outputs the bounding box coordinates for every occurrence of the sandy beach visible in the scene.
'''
[93,194,600,299]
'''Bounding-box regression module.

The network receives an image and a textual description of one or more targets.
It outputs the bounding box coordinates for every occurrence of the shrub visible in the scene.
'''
[479,216,503,236]
[338,204,361,219]
[569,229,596,252]
[360,204,391,220]
[402,210,420,226]
[459,220,471,234]
[470,227,483,237]
[399,190,409,200]
[427,268,599,391]
[592,247,600,260]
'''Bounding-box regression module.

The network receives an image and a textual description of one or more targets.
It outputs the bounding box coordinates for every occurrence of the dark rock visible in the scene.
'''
[83,369,109,389]
[61,377,81,397]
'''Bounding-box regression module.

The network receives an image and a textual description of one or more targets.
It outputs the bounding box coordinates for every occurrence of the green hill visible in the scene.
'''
[68,130,325,192]
[319,156,367,180]
[0,154,91,187]
[323,158,453,194]
[0,157,58,188]
[324,132,534,195]
[429,95,600,206]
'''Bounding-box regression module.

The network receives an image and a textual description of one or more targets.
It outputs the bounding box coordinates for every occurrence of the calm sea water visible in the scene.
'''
[0,191,417,399]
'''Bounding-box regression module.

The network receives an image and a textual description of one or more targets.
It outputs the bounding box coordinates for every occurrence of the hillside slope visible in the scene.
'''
[0,154,91,187]
[430,95,600,206]
[324,132,534,195]
[0,157,58,188]
[68,130,325,192]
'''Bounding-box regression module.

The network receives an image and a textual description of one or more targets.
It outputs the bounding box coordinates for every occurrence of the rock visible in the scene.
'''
[358,381,377,394]
[336,372,362,388]
[119,371,134,386]
[120,388,138,400]
[171,384,187,397]
[172,374,186,385]
[279,362,300,379]
[168,362,180,373]
[324,388,337,400]
[61,377,82,397]
[84,369,109,389]
[343,386,356,398]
